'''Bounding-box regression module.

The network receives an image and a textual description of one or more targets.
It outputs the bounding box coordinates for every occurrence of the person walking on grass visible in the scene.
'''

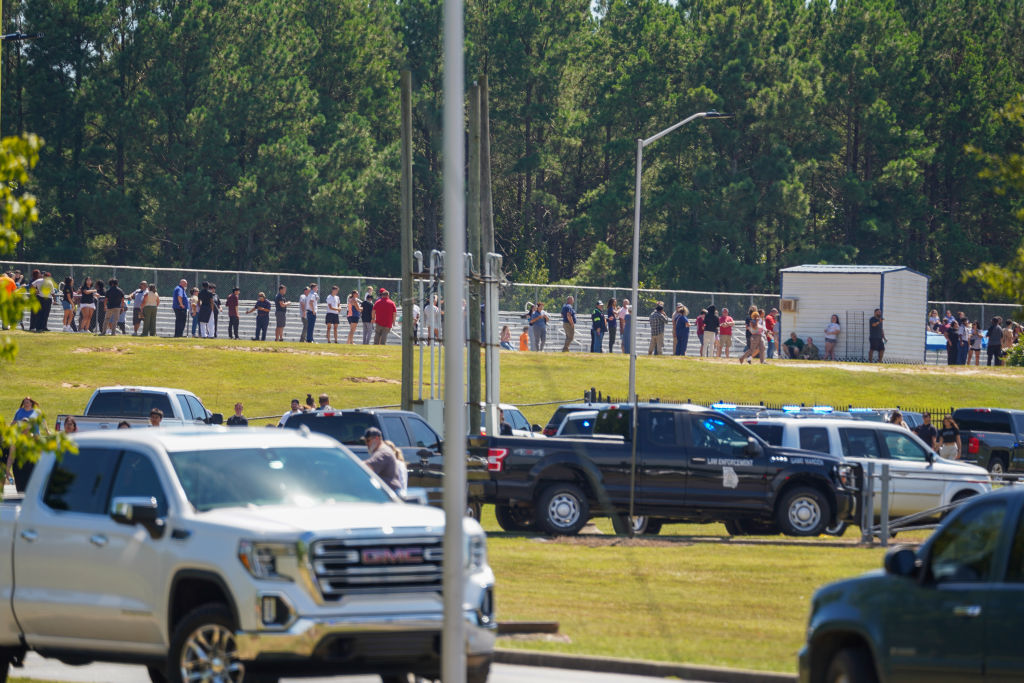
[529,302,550,351]
[739,311,766,364]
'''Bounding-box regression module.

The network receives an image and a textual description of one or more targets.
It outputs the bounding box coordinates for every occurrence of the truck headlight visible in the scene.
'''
[836,464,853,488]
[466,533,487,571]
[238,541,298,581]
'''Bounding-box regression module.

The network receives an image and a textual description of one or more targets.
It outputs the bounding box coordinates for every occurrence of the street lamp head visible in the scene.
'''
[703,110,733,119]
[1,32,43,42]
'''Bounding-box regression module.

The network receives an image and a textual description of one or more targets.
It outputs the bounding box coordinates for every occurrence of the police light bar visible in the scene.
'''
[782,405,802,413]
[711,403,737,410]
[812,406,833,414]
[849,408,873,413]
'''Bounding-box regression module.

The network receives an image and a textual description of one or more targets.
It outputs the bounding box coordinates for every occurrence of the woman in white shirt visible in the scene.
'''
[325,285,341,343]
[824,314,841,361]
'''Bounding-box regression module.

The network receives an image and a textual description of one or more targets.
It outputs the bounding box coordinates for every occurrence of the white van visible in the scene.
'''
[741,417,992,519]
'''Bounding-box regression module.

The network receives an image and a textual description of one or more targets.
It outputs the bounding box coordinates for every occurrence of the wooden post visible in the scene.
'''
[467,83,482,436]
[400,70,414,411]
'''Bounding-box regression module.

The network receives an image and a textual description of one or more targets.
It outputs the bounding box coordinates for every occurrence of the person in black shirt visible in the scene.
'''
[197,282,215,338]
[103,278,125,336]
[913,413,938,451]
[274,285,289,341]
[937,415,961,460]
[868,308,886,362]
[987,316,1004,367]
[361,292,374,344]
[590,301,606,353]
[226,403,248,426]
[246,292,272,341]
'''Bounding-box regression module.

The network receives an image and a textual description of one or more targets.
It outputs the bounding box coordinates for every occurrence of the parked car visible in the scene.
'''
[476,403,545,438]
[554,410,598,437]
[953,407,1024,475]
[474,403,858,537]
[800,487,1024,682]
[543,403,613,436]
[55,386,223,432]
[280,408,489,515]
[0,427,496,683]
[742,418,991,521]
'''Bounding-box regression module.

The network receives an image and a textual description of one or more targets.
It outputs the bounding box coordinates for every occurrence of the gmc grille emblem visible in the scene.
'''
[361,547,425,565]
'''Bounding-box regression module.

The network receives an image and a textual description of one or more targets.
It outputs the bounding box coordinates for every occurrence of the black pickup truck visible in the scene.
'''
[954,407,1024,475]
[281,408,489,514]
[473,403,858,536]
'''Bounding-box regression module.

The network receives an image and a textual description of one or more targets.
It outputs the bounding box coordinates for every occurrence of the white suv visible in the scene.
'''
[741,417,992,519]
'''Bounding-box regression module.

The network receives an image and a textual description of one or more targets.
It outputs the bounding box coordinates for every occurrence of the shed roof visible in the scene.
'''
[779,264,927,278]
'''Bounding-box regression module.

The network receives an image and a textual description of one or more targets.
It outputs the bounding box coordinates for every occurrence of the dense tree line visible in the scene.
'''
[5,0,1023,297]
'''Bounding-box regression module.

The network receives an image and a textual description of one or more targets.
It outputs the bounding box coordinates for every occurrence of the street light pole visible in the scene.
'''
[626,110,731,535]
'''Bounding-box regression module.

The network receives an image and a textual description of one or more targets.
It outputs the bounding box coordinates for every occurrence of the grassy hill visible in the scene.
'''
[6,331,1023,424]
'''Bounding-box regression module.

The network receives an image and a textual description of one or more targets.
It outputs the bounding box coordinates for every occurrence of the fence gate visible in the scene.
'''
[845,310,866,360]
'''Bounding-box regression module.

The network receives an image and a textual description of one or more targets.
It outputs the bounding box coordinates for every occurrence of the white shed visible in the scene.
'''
[778,265,929,363]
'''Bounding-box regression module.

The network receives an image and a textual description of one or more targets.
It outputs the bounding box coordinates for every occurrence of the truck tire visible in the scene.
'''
[724,519,780,536]
[0,659,7,683]
[147,666,168,683]
[825,646,877,683]
[989,455,1008,481]
[629,515,649,534]
[534,483,590,535]
[494,504,533,532]
[467,657,492,683]
[167,603,245,683]
[643,519,664,535]
[776,486,830,536]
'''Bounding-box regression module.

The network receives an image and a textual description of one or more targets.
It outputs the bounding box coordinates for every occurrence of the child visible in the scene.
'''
[500,325,514,351]
[519,326,530,351]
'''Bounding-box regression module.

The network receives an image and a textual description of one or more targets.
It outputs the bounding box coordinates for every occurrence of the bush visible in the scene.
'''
[1005,342,1024,367]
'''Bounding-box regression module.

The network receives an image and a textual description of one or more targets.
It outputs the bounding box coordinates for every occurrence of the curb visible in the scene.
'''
[494,648,796,683]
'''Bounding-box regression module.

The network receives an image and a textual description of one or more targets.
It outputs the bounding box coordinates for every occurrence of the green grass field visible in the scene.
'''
[1,331,1016,673]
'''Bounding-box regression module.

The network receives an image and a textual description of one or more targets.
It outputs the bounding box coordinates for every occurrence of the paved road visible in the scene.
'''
[13,654,707,683]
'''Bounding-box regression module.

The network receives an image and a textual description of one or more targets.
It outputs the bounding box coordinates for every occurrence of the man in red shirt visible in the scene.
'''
[718,307,735,358]
[765,308,778,359]
[371,288,398,345]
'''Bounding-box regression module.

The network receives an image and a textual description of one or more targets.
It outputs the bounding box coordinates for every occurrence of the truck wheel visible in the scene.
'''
[629,515,649,534]
[494,504,533,532]
[535,483,589,535]
[467,657,492,683]
[168,603,244,683]
[825,521,849,536]
[989,456,1008,481]
[643,519,663,535]
[465,502,482,520]
[776,486,830,536]
[825,646,877,683]
[147,665,168,683]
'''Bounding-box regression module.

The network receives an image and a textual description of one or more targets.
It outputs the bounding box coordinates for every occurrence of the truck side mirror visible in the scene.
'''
[532,424,542,433]
[744,437,762,457]
[111,496,165,538]
[416,448,434,464]
[926,450,935,464]
[206,413,223,425]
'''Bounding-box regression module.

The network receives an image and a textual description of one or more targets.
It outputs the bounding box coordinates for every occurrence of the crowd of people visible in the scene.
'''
[928,309,1020,367]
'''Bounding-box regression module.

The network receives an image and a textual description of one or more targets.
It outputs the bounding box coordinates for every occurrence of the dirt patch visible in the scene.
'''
[498,633,572,644]
[72,346,132,354]
[60,382,88,389]
[345,376,401,384]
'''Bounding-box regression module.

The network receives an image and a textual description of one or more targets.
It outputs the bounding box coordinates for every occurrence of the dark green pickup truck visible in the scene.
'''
[799,487,1024,682]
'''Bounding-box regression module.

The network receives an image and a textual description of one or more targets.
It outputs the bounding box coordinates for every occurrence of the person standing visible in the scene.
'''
[103,278,125,335]
[618,299,630,354]
[695,309,706,356]
[560,295,576,352]
[529,302,550,351]
[423,294,441,345]
[590,300,606,353]
[868,308,886,363]
[606,299,618,353]
[945,320,960,366]
[298,286,310,342]
[987,316,1004,366]
[764,308,777,359]
[956,314,970,365]
[210,284,222,337]
[278,398,303,426]
[361,291,375,344]
[142,285,160,336]
[346,290,361,344]
[648,303,669,355]
[363,427,403,493]
[246,292,271,341]
[913,413,938,451]
[823,314,841,361]
[519,326,530,351]
[937,416,962,459]
[61,276,77,332]
[325,285,341,343]
[718,308,734,358]
[131,281,147,335]
[372,289,398,344]
[172,279,188,337]
[968,322,983,366]
[197,282,214,338]
[304,284,319,343]
[226,287,241,339]
[226,403,248,426]
[93,280,106,334]
[673,304,690,356]
[702,304,718,357]
[273,285,289,341]
[78,277,97,333]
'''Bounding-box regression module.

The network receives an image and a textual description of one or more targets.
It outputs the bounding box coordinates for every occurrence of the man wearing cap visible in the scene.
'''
[363,427,403,493]
[173,279,188,337]
[227,286,241,339]
[372,289,397,345]
[649,302,669,355]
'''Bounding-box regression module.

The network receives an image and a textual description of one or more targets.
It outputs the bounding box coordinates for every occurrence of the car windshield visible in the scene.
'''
[168,446,394,511]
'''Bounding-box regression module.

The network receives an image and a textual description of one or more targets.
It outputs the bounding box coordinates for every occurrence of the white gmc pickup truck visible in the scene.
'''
[0,428,496,683]
[56,385,224,432]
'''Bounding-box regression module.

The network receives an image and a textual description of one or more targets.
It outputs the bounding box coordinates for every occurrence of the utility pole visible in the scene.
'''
[400,70,414,411]
[480,74,495,255]
[467,83,482,436]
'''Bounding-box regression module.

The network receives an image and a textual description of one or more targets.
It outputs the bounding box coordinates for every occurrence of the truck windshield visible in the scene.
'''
[88,391,175,418]
[168,446,394,511]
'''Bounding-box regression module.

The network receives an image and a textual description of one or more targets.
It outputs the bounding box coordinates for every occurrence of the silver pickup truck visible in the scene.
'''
[0,428,496,683]
[55,386,224,432]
